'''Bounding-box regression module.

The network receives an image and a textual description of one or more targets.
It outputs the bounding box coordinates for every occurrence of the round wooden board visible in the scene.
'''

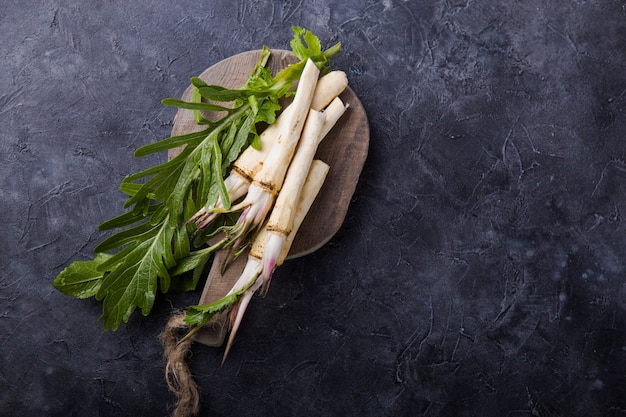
[168,49,369,258]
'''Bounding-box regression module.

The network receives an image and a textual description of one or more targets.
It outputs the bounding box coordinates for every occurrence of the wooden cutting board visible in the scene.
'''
[168,49,369,346]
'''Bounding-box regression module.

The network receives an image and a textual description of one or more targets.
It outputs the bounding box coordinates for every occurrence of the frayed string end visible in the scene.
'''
[159,311,201,417]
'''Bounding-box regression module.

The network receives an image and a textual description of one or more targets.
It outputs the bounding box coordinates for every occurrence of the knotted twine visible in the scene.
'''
[159,311,201,417]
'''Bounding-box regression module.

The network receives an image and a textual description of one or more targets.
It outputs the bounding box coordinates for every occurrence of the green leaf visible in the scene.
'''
[168,269,203,292]
[276,27,341,81]
[98,204,160,231]
[165,149,202,222]
[219,115,240,165]
[256,98,281,126]
[95,220,175,330]
[184,291,243,326]
[193,84,249,102]
[119,182,142,197]
[96,226,159,272]
[250,134,261,150]
[191,86,212,125]
[290,26,322,59]
[161,97,232,113]
[52,253,112,299]
[134,128,210,157]
[223,108,257,171]
[208,135,229,210]
[170,246,213,277]
[125,148,189,181]
[94,221,156,253]
[122,150,190,210]
[173,218,191,261]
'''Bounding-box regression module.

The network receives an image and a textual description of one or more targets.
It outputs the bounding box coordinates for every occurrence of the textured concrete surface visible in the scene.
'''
[1,1,626,416]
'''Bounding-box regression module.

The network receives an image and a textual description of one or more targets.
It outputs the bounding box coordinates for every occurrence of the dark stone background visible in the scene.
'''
[1,1,625,416]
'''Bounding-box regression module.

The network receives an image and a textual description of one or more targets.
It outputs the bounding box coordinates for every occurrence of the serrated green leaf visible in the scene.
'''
[98,203,161,231]
[134,128,210,158]
[184,291,242,326]
[52,253,112,299]
[122,152,189,210]
[96,220,175,330]
[256,99,281,126]
[290,26,322,59]
[170,246,213,277]
[173,222,191,261]
[208,133,229,209]
[161,98,232,113]
[125,147,189,182]
[96,226,159,271]
[219,115,241,166]
[223,108,257,171]
[94,221,156,253]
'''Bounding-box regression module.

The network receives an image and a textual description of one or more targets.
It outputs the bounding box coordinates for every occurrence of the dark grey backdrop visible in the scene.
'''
[2,1,625,416]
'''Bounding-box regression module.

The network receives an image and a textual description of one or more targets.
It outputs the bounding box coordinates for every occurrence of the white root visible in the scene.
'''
[223,160,333,300]
[189,71,348,227]
[266,109,326,235]
[250,160,330,262]
[282,161,330,252]
[252,58,320,190]
[232,70,347,181]
[259,98,348,292]
[204,58,320,249]
[310,70,348,111]
[222,160,330,361]
[258,109,325,292]
[320,96,349,140]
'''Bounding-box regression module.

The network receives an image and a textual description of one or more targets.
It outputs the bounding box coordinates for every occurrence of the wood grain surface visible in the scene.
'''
[167,50,369,346]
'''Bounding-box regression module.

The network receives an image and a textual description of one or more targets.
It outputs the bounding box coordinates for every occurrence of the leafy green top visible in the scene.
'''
[53,27,340,330]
